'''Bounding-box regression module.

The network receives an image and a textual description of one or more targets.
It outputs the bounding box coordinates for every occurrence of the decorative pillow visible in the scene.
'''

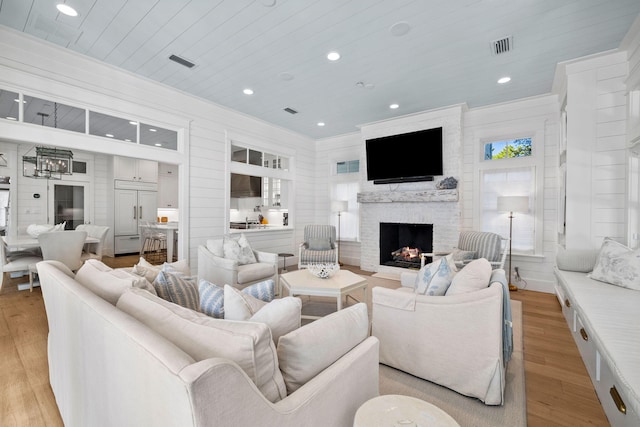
[198,279,225,318]
[116,288,287,403]
[589,238,640,291]
[451,247,477,268]
[223,234,257,265]
[75,259,156,305]
[446,258,492,295]
[224,285,301,343]
[132,257,191,283]
[277,303,369,394]
[308,237,331,251]
[26,223,55,238]
[153,270,200,311]
[242,279,275,302]
[414,255,457,296]
[556,245,599,272]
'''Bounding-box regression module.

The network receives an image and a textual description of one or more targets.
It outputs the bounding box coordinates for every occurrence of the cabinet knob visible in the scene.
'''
[579,327,589,341]
[610,386,627,414]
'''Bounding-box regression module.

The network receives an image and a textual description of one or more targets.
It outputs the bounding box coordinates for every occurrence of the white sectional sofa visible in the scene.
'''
[37,260,380,427]
[554,248,640,426]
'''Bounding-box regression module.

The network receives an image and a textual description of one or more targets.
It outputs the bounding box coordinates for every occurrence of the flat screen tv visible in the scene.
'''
[365,127,443,184]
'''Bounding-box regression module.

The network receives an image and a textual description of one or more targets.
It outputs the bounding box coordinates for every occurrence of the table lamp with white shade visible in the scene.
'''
[331,200,348,265]
[497,196,529,291]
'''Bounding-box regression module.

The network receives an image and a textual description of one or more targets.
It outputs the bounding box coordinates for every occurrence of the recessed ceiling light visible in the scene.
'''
[317,122,325,127]
[105,133,114,138]
[56,3,78,17]
[389,21,411,37]
[13,99,26,103]
[243,88,254,95]
[389,103,399,109]
[327,51,341,61]
[124,139,131,142]
[155,143,162,147]
[149,128,157,132]
[6,117,17,121]
[498,76,511,84]
[129,121,138,125]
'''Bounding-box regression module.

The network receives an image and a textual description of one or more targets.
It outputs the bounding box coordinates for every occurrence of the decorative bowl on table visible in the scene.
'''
[307,263,340,279]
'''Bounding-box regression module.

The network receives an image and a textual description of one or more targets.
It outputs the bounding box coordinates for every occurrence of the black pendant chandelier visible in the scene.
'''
[23,146,73,180]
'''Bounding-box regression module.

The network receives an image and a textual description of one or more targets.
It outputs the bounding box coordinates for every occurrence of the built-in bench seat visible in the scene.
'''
[555,266,640,426]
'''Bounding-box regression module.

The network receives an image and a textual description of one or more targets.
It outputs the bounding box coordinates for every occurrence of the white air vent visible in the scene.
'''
[491,36,513,55]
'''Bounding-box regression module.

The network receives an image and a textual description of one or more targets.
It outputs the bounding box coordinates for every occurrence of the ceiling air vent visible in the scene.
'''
[491,36,513,55]
[283,107,298,114]
[169,54,195,68]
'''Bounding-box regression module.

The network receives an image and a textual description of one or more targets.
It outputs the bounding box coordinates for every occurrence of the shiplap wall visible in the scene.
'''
[562,51,629,250]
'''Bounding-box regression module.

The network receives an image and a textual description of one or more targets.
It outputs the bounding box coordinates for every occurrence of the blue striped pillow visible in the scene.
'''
[152,271,199,311]
[198,280,225,318]
[242,279,275,302]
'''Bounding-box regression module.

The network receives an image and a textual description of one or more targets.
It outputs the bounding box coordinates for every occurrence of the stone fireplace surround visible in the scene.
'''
[358,189,460,274]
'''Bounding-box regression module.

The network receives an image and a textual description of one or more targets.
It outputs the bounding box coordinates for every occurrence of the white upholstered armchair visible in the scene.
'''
[198,238,278,289]
[298,225,338,269]
[372,267,510,405]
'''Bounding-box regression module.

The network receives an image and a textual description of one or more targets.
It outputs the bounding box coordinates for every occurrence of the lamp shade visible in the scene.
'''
[331,200,348,213]
[497,196,529,213]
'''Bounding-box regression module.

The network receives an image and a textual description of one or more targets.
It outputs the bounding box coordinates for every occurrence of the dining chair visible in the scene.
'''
[75,224,110,261]
[0,239,43,291]
[29,231,87,292]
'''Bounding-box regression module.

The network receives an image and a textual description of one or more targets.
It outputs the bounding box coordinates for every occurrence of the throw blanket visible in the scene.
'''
[489,270,513,364]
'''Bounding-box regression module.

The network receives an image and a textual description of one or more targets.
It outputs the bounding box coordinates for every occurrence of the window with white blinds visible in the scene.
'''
[481,166,535,253]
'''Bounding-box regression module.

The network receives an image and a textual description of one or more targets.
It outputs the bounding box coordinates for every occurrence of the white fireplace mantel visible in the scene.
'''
[357,189,458,203]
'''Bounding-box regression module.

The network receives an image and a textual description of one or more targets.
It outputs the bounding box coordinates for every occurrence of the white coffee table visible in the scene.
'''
[353,394,460,427]
[279,269,367,320]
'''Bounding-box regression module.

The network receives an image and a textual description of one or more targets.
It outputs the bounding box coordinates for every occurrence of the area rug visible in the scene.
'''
[378,300,526,427]
[371,272,402,281]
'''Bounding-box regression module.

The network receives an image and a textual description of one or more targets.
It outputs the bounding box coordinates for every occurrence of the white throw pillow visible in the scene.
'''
[277,303,369,394]
[414,255,457,296]
[75,259,156,305]
[132,257,191,283]
[223,234,257,265]
[117,288,287,403]
[589,238,640,291]
[224,285,301,343]
[446,258,492,295]
[206,239,224,258]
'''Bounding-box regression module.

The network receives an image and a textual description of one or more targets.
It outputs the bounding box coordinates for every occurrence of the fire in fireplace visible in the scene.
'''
[380,223,433,269]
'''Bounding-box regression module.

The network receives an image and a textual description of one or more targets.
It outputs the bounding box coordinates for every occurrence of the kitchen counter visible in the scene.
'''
[228,225,293,233]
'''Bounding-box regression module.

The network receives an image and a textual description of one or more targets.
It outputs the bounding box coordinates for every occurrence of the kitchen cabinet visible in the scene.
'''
[114,188,157,254]
[158,174,178,208]
[114,157,158,182]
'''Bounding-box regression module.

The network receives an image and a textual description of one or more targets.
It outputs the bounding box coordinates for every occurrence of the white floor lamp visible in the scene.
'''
[331,200,348,265]
[497,196,529,292]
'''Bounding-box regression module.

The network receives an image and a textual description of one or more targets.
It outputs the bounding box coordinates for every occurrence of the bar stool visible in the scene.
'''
[140,221,167,264]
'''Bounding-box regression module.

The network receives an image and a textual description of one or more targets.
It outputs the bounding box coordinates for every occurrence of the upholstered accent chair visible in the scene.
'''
[197,238,278,290]
[456,231,508,269]
[298,225,338,269]
[76,224,110,261]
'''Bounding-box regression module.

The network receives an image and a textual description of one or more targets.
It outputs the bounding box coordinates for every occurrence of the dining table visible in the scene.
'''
[2,234,100,291]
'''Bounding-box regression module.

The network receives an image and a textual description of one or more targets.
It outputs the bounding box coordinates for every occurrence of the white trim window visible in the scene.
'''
[476,133,543,255]
[331,160,360,241]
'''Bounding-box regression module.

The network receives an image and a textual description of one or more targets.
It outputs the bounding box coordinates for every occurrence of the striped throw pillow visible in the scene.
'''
[242,279,275,302]
[152,271,199,311]
[199,280,225,318]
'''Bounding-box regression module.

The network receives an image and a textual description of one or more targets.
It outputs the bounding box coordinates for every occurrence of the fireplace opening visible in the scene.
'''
[379,222,433,269]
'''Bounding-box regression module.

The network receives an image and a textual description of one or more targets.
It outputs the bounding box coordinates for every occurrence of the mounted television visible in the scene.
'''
[365,127,443,184]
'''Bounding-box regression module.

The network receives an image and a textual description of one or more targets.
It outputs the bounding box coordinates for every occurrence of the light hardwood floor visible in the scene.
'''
[0,258,609,426]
